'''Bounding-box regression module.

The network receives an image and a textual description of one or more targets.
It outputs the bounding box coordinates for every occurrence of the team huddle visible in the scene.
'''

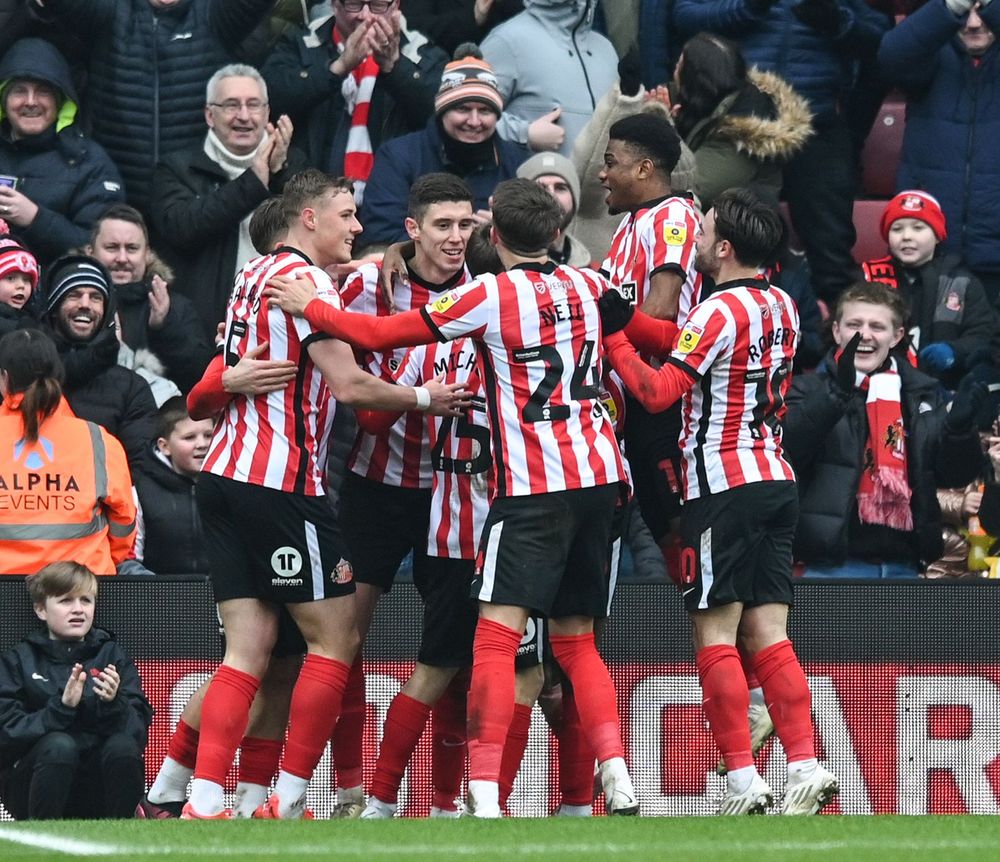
[140,111,837,820]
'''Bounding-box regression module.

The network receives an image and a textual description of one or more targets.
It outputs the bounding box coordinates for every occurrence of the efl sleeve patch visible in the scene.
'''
[676,323,703,354]
[432,291,462,314]
[663,223,688,246]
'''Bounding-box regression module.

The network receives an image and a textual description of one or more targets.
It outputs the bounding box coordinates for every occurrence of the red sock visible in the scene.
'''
[467,618,522,782]
[498,703,533,809]
[167,718,200,769]
[696,645,752,771]
[370,693,431,805]
[752,640,814,762]
[281,654,350,780]
[193,665,260,785]
[739,643,761,690]
[549,632,623,762]
[558,686,595,807]
[332,656,365,790]
[238,736,284,787]
[431,674,467,811]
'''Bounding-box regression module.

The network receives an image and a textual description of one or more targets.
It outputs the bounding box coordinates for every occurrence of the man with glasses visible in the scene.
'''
[262,0,449,201]
[30,0,276,213]
[150,64,308,340]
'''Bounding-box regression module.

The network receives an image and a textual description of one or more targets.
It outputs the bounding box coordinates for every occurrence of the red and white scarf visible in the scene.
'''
[333,26,379,202]
[857,358,914,531]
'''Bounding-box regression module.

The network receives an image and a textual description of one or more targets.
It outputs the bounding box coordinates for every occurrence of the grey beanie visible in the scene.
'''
[516,152,581,211]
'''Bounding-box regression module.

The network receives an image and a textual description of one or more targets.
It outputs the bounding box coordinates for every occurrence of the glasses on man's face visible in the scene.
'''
[339,0,395,13]
[208,100,268,117]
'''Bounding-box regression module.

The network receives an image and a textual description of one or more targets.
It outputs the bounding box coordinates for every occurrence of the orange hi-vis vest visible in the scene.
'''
[0,395,136,575]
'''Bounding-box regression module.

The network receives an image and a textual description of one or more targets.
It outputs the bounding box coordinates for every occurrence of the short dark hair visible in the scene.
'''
[491,178,562,256]
[155,395,191,442]
[834,280,908,330]
[249,197,288,254]
[282,170,354,223]
[27,561,97,607]
[711,187,783,269]
[407,173,474,224]
[90,203,149,246]
[607,112,682,177]
[465,222,503,276]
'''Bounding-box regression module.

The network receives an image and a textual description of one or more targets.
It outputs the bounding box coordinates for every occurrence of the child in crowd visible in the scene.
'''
[0,232,39,337]
[134,397,214,575]
[862,190,998,391]
[0,562,152,819]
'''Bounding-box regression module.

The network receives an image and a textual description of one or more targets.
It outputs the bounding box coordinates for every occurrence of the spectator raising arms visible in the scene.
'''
[878,0,1000,301]
[0,329,136,576]
[262,0,449,196]
[0,39,124,264]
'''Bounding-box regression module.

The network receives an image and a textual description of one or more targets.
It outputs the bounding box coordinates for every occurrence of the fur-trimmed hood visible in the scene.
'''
[688,69,813,163]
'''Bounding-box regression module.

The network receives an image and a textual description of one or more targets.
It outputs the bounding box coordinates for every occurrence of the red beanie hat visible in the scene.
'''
[0,237,39,290]
[879,190,947,242]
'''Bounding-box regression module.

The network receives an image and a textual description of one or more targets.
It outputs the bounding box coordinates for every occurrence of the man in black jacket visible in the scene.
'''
[151,63,308,340]
[42,254,157,474]
[0,38,124,264]
[0,562,152,820]
[784,280,985,577]
[88,204,212,394]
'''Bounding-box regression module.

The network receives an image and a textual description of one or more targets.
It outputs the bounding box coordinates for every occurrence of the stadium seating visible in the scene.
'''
[860,97,906,198]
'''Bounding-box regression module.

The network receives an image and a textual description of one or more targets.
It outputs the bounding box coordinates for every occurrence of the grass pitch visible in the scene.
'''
[2,816,1000,862]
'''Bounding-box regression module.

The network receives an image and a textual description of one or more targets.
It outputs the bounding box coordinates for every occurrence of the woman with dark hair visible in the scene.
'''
[671,32,813,210]
[0,328,135,575]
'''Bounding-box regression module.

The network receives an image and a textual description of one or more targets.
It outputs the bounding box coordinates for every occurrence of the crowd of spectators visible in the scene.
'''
[0,3,998,594]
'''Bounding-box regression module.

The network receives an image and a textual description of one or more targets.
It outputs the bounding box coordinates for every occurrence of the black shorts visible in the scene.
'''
[415,556,478,667]
[512,504,625,671]
[623,395,683,542]
[678,481,798,612]
[339,472,431,593]
[473,484,619,619]
[197,473,355,605]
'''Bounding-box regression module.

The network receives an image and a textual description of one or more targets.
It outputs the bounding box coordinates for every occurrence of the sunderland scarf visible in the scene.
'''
[333,26,378,202]
[858,357,914,531]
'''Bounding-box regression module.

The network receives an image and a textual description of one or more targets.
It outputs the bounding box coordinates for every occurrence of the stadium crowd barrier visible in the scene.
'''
[2,576,997,818]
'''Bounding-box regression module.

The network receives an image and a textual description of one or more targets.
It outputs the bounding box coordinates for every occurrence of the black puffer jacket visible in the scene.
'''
[35,0,275,211]
[783,355,983,569]
[0,38,124,263]
[0,628,152,765]
[115,255,213,394]
[45,285,157,475]
[151,144,309,340]
[261,13,448,174]
[134,449,207,576]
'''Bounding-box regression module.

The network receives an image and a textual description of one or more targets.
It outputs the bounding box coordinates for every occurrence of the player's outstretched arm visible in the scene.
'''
[604,331,696,413]
[624,310,680,358]
[187,354,228,420]
[266,274,436,351]
[308,338,469,415]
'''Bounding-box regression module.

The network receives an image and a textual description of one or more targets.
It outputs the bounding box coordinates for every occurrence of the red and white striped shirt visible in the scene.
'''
[423,262,626,498]
[600,195,703,326]
[394,339,490,559]
[666,278,798,500]
[340,262,471,488]
[203,249,340,496]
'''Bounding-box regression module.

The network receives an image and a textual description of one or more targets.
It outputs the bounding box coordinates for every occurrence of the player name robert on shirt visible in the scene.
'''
[747,324,796,363]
